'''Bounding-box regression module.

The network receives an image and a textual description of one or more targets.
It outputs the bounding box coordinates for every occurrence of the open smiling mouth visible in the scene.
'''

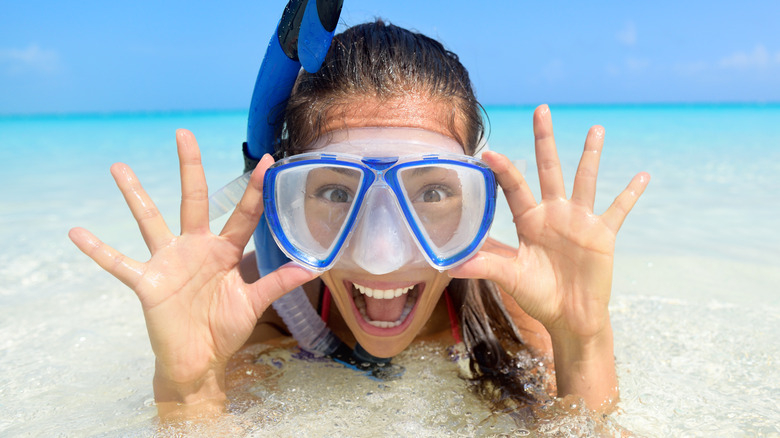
[348,282,423,331]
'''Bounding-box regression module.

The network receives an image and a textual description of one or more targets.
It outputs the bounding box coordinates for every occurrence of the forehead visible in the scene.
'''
[311,127,466,156]
[314,94,471,154]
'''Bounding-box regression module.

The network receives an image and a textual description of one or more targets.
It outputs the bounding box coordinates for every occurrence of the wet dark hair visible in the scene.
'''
[279,19,484,156]
[280,20,546,416]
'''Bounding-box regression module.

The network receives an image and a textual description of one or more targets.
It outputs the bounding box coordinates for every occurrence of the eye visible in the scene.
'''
[318,186,353,203]
[415,185,452,203]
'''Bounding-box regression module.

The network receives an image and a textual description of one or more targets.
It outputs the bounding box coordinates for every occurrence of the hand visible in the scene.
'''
[69,130,319,411]
[449,105,649,408]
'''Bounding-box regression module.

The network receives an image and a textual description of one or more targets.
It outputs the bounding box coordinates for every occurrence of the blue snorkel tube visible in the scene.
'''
[231,0,402,377]
[245,0,344,357]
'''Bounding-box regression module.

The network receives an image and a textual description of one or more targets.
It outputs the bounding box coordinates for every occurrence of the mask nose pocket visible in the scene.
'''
[347,186,419,275]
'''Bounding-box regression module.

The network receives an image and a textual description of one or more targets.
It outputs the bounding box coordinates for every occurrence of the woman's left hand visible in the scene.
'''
[449,104,649,409]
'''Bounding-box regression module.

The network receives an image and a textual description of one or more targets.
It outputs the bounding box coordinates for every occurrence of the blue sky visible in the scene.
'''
[2,0,779,114]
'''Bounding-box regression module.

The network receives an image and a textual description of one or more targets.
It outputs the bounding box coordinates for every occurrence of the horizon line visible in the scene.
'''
[3,100,779,119]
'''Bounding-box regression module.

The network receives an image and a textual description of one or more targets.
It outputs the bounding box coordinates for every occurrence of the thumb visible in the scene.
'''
[449,251,521,296]
[246,262,322,317]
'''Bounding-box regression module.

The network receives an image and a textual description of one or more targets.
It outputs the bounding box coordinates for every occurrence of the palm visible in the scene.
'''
[70,130,318,386]
[136,235,256,383]
[510,198,617,336]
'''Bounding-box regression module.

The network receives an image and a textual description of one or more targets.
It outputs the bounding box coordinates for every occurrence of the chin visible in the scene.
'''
[321,268,451,358]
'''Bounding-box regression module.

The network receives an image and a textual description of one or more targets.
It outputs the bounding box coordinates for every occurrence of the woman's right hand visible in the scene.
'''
[69,129,319,415]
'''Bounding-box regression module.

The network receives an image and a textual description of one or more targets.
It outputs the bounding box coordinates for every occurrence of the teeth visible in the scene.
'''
[368,320,398,328]
[353,284,413,300]
[352,283,417,328]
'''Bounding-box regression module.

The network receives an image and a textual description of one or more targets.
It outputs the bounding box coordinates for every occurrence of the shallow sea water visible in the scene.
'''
[1,104,778,437]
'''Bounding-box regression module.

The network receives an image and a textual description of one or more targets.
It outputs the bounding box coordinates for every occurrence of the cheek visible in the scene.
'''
[304,198,350,249]
[415,202,461,247]
[319,271,352,315]
[421,271,451,309]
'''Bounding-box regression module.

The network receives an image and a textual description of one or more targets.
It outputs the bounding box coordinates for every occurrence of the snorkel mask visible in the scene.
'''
[263,128,497,274]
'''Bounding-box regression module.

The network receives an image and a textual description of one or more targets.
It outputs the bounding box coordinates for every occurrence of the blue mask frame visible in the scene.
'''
[263,152,498,271]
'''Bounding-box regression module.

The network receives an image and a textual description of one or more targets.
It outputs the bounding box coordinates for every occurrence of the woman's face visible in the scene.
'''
[311,96,469,358]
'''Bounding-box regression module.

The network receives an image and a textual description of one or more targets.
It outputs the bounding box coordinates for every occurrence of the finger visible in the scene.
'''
[177,129,210,234]
[533,105,566,200]
[110,163,173,253]
[68,227,145,288]
[448,251,520,296]
[246,262,322,317]
[482,151,537,220]
[221,154,274,249]
[571,125,605,210]
[602,172,651,232]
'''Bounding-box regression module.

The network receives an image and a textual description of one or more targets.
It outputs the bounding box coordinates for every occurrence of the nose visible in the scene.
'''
[347,187,419,275]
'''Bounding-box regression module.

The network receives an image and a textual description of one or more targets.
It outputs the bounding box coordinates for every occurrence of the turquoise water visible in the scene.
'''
[1,104,779,436]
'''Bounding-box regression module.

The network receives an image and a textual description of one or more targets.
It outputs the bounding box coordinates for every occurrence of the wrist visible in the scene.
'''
[548,320,618,412]
[547,318,613,357]
[153,360,228,419]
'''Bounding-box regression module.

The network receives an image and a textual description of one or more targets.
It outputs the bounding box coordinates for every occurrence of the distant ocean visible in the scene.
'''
[1,104,778,436]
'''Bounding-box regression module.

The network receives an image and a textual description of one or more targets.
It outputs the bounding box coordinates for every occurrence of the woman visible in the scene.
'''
[69,21,649,420]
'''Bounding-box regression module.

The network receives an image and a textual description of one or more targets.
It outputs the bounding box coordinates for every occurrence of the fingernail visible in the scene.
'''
[535,105,551,125]
[259,153,274,165]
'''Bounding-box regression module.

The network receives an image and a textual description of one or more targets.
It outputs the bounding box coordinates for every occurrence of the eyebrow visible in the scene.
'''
[310,166,362,181]
[407,166,455,178]
[409,167,436,177]
[328,167,361,178]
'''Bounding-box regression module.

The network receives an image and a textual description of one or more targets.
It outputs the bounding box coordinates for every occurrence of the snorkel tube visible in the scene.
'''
[245,0,343,356]
[237,0,403,377]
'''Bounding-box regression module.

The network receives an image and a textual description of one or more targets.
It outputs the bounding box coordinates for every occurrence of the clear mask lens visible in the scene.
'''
[393,162,488,262]
[270,162,365,267]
